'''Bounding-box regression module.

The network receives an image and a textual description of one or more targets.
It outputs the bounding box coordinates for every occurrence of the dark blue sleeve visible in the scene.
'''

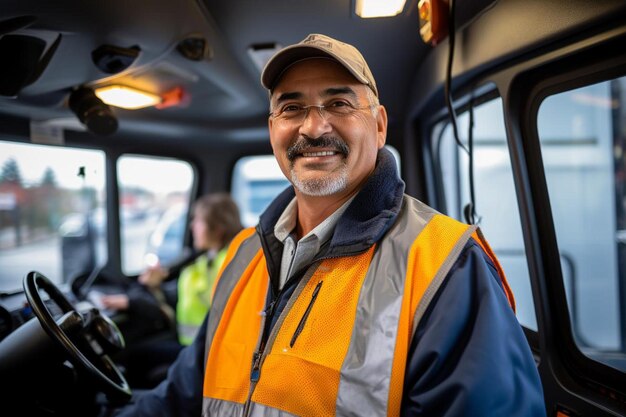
[113,314,207,417]
[401,239,546,417]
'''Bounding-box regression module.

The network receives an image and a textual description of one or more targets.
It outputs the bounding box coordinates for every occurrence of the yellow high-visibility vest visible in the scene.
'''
[176,248,227,345]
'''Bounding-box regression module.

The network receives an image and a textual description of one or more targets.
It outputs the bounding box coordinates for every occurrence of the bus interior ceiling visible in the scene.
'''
[0,0,522,193]
[0,0,623,193]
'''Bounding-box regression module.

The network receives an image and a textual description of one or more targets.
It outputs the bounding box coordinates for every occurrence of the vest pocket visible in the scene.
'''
[290,280,323,348]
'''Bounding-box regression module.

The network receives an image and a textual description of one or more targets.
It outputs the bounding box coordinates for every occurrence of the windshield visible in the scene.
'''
[0,140,107,293]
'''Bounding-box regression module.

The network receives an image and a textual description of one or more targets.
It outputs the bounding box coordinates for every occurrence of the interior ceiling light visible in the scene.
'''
[94,85,161,110]
[355,0,407,18]
[418,0,449,46]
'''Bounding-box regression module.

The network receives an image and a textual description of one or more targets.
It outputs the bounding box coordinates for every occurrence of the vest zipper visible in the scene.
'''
[243,294,278,416]
[250,296,277,382]
[289,280,323,348]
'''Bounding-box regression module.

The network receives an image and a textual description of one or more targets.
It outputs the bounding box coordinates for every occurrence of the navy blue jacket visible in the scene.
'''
[115,148,546,417]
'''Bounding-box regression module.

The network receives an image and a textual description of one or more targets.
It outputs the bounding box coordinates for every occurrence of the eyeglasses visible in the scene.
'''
[269,100,375,124]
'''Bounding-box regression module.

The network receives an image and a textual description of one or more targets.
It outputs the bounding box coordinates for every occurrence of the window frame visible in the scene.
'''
[416,27,626,414]
[512,44,626,399]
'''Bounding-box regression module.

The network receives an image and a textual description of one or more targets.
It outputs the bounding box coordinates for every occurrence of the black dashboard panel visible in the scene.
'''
[0,288,68,341]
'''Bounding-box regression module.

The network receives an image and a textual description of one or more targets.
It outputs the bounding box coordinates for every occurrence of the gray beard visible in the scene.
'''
[290,163,348,196]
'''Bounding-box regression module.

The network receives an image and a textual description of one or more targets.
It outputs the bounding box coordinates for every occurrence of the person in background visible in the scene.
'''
[112,34,545,416]
[101,192,242,387]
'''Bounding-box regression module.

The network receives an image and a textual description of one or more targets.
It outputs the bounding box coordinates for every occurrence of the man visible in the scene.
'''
[114,33,545,417]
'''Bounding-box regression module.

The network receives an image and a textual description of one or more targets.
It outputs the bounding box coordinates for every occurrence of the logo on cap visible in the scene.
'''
[302,34,333,50]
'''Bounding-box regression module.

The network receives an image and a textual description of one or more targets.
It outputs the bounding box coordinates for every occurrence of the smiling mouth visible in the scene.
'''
[301,150,340,157]
[287,136,350,161]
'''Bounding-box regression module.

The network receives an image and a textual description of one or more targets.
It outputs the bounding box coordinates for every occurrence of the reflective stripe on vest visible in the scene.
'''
[201,197,513,417]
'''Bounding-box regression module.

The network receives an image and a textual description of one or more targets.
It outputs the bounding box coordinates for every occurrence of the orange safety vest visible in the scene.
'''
[201,197,513,417]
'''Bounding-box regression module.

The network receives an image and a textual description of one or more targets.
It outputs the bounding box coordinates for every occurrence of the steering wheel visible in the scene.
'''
[24,270,131,401]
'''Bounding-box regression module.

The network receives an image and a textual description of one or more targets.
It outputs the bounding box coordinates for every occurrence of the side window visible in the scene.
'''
[231,155,290,227]
[0,141,106,291]
[231,146,402,227]
[436,96,537,331]
[117,155,194,274]
[538,77,625,371]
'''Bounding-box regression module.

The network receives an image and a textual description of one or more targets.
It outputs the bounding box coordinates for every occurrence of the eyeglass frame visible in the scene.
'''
[269,100,377,123]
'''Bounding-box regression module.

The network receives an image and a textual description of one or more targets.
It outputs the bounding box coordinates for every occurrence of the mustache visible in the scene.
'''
[287,136,350,161]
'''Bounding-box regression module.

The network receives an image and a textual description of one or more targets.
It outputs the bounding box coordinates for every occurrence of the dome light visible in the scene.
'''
[94,85,161,110]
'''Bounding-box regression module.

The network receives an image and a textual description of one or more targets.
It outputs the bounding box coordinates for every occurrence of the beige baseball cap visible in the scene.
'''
[261,33,378,98]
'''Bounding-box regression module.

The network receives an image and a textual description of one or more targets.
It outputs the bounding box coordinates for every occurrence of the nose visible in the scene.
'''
[299,105,332,138]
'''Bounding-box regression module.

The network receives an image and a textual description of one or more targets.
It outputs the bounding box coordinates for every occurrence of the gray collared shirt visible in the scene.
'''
[274,196,354,290]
